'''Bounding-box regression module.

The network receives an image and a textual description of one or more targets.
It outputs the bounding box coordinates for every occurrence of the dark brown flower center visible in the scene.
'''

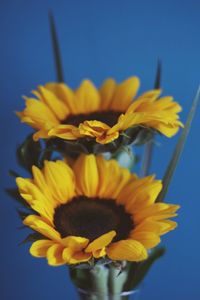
[54,196,134,242]
[62,110,122,127]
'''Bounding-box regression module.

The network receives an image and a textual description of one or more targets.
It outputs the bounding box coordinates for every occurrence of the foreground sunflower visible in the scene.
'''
[16,155,179,266]
[16,77,183,154]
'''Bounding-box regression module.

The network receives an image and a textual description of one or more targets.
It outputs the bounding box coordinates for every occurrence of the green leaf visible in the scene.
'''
[49,11,64,82]
[123,247,165,291]
[156,86,200,202]
[5,188,30,209]
[8,170,20,178]
[141,60,162,176]
[16,134,42,172]
[19,232,45,246]
[17,209,30,221]
[154,59,162,90]
[69,267,91,290]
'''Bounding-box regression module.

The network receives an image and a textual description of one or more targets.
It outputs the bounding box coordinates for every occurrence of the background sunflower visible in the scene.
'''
[16,79,183,155]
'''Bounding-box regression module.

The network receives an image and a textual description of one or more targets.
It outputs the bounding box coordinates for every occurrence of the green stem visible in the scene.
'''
[72,266,109,300]
[49,11,64,82]
[89,266,109,300]
[108,265,128,300]
[70,264,131,300]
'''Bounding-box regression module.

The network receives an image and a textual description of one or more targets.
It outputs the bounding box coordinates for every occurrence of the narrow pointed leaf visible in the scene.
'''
[154,59,162,90]
[8,170,20,178]
[69,267,91,290]
[49,11,64,82]
[141,60,162,176]
[17,209,30,221]
[6,188,30,208]
[157,86,200,202]
[19,232,45,246]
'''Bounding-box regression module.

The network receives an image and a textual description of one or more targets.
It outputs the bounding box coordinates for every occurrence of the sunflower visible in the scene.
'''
[16,77,183,153]
[16,155,179,266]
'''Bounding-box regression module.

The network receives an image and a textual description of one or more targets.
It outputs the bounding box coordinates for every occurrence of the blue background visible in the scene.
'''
[1,0,200,299]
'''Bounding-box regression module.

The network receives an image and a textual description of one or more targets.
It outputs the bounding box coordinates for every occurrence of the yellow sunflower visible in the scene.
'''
[16,155,179,266]
[16,77,183,147]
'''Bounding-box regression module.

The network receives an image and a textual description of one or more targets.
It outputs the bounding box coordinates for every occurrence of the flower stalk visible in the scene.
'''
[72,264,130,300]
[108,264,128,300]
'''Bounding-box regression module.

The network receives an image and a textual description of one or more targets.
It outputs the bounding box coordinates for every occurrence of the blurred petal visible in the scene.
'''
[45,83,77,114]
[111,77,140,111]
[75,80,100,113]
[38,86,69,120]
[99,78,117,110]
[130,231,160,249]
[16,177,54,222]
[107,239,147,261]
[47,244,65,266]
[23,215,61,241]
[48,124,82,140]
[30,240,54,257]
[61,236,89,250]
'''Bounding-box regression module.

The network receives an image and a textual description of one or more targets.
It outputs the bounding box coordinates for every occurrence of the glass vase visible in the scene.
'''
[77,287,140,300]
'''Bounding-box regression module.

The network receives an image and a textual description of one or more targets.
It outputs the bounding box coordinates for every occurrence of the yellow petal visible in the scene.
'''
[19,98,59,128]
[23,215,61,242]
[99,78,117,110]
[124,91,183,138]
[44,160,75,204]
[153,96,182,113]
[150,121,183,137]
[96,131,119,144]
[75,80,100,114]
[70,252,91,264]
[117,175,155,206]
[125,180,162,212]
[126,90,161,113]
[107,239,148,262]
[47,244,65,266]
[32,165,55,205]
[62,248,91,264]
[30,240,54,257]
[16,111,49,133]
[61,236,89,250]
[134,203,180,223]
[79,120,110,138]
[33,129,49,141]
[45,83,77,114]
[132,219,168,236]
[85,231,116,253]
[93,248,106,258]
[130,231,160,249]
[96,156,132,199]
[109,112,153,133]
[132,219,178,236]
[111,77,140,111]
[48,124,82,140]
[16,177,54,222]
[78,120,120,144]
[157,220,178,235]
[38,86,69,120]
[73,154,99,197]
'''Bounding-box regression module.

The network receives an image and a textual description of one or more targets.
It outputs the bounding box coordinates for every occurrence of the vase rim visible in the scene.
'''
[77,287,140,296]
